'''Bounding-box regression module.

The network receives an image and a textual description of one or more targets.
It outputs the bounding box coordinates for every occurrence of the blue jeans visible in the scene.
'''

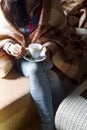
[15,58,65,130]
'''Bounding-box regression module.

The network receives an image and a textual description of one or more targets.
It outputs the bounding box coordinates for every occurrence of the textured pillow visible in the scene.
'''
[0,49,14,78]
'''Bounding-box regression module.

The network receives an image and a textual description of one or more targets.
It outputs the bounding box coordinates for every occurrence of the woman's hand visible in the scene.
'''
[43,46,50,60]
[8,43,26,58]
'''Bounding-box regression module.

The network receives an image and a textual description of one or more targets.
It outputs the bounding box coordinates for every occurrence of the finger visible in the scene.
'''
[43,46,47,52]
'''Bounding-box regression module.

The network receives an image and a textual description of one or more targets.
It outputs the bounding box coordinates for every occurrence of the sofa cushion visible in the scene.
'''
[0,68,29,109]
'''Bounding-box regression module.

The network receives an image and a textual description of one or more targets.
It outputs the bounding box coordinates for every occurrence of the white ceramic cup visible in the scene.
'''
[28,43,43,58]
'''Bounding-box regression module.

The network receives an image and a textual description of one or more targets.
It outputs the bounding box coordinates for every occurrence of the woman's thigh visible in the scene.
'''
[15,58,53,77]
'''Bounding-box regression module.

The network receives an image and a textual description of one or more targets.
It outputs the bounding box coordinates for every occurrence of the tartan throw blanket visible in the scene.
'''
[60,0,87,28]
[0,49,14,77]
[0,0,87,82]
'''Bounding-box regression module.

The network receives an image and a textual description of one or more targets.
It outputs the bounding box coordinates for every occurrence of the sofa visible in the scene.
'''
[1,63,87,130]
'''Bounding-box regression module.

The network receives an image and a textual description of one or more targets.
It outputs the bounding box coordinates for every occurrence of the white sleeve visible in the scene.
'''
[3,42,13,55]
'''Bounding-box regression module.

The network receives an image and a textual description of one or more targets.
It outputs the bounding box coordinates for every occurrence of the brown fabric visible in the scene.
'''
[60,0,87,28]
[0,49,14,77]
[60,0,85,15]
[0,0,87,82]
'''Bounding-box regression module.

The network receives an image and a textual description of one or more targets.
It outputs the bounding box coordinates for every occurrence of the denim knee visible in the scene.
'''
[28,62,44,75]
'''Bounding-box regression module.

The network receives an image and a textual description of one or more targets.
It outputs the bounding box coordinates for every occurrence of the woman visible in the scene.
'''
[1,0,87,130]
[0,0,66,130]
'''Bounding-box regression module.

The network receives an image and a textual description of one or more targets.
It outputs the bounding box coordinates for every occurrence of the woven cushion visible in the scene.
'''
[55,80,87,130]
[0,49,14,78]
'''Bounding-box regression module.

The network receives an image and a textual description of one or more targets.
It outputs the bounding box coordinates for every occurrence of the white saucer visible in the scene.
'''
[23,51,46,63]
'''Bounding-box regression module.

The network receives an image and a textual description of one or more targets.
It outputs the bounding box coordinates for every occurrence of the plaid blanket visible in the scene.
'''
[0,0,87,83]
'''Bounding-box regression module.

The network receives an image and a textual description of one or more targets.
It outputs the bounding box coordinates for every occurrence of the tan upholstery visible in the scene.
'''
[0,68,40,130]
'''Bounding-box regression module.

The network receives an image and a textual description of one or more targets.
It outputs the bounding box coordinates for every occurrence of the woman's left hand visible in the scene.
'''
[42,46,50,60]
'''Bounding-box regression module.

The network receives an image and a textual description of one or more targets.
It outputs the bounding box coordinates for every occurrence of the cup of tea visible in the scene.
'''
[28,43,43,59]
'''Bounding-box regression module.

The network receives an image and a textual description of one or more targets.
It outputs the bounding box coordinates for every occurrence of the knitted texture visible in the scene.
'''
[55,80,87,130]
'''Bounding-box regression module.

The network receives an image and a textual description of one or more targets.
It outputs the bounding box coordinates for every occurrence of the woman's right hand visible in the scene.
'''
[8,43,26,58]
